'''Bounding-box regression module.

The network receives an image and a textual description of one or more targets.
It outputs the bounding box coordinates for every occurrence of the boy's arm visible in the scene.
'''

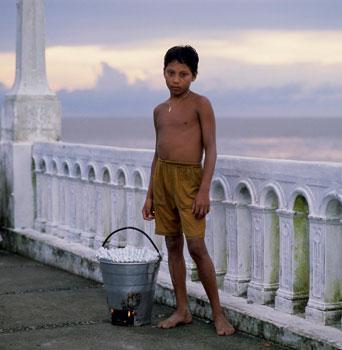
[142,109,158,220]
[145,151,157,198]
[192,96,217,219]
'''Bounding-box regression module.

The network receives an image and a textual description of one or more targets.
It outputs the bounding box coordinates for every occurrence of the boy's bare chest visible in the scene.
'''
[157,109,199,132]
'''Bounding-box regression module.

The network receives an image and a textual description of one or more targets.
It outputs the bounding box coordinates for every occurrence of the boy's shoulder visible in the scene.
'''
[153,101,166,115]
[192,92,212,106]
[191,93,213,116]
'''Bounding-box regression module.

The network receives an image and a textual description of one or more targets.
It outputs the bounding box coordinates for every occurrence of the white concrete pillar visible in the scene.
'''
[1,143,35,229]
[205,200,227,288]
[33,169,45,231]
[94,182,111,249]
[133,188,146,245]
[64,175,77,241]
[67,177,80,242]
[305,216,342,325]
[64,177,71,230]
[275,209,309,314]
[45,173,53,234]
[95,182,104,249]
[40,172,48,230]
[248,206,280,304]
[50,173,59,236]
[69,178,76,230]
[87,181,97,247]
[224,201,252,296]
[212,200,228,288]
[109,185,120,248]
[56,175,68,239]
[58,176,65,227]
[2,0,61,142]
[74,177,83,242]
[125,186,140,246]
[79,179,94,247]
[109,185,126,248]
[224,201,237,293]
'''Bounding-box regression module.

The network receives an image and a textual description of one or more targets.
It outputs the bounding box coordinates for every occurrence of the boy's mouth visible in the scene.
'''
[170,86,181,91]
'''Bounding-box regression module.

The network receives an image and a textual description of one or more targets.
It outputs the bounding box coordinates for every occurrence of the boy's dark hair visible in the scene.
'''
[164,45,199,76]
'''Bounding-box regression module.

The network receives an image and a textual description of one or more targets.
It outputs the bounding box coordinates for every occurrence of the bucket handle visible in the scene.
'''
[102,226,162,261]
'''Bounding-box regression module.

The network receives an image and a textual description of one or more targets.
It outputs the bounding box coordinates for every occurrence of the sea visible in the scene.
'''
[61,116,342,163]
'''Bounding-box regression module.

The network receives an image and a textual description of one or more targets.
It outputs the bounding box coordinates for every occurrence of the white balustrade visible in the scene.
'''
[31,142,342,327]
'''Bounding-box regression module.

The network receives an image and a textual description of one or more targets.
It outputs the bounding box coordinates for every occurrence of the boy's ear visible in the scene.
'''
[192,74,197,81]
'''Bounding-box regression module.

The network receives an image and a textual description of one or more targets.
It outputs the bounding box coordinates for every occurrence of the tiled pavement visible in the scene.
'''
[0,249,289,350]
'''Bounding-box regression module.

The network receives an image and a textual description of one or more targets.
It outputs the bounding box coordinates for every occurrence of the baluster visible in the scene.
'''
[247,205,280,304]
[224,201,252,296]
[94,182,104,250]
[45,173,53,234]
[275,208,309,314]
[306,215,342,324]
[211,200,227,288]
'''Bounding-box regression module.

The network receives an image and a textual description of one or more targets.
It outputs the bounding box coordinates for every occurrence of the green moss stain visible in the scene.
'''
[330,280,341,303]
[293,195,309,215]
[293,196,309,294]
[270,194,278,210]
[191,265,199,282]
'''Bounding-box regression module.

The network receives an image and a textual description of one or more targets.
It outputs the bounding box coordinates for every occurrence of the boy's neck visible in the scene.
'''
[170,89,191,100]
[167,90,192,113]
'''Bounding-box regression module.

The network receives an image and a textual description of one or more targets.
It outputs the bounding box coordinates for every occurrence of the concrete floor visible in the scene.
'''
[0,249,289,350]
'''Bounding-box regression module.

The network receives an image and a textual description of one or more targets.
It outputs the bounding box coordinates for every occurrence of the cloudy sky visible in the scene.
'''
[1,0,342,118]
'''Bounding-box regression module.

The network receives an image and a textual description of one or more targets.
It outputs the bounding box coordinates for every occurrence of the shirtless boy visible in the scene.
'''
[142,45,235,336]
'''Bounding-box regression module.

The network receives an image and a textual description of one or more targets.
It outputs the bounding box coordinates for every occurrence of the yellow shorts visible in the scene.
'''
[153,158,205,239]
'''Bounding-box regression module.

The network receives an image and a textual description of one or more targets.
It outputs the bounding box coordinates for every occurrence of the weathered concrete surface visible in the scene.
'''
[1,228,342,350]
[0,249,288,350]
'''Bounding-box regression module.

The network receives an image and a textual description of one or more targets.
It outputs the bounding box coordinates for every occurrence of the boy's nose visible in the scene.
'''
[172,75,180,82]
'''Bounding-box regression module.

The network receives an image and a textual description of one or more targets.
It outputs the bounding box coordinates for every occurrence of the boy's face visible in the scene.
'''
[164,60,196,96]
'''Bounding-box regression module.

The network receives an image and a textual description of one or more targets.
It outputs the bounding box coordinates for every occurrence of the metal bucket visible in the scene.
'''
[99,226,162,326]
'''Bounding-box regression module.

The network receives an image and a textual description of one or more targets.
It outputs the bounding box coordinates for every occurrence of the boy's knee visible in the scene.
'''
[165,235,183,253]
[187,239,207,261]
[188,247,202,262]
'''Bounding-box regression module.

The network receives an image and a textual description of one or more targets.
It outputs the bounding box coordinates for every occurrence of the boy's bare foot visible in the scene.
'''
[157,309,192,329]
[214,313,235,336]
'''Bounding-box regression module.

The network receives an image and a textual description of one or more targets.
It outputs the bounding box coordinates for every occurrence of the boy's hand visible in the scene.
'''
[142,198,155,221]
[192,190,210,219]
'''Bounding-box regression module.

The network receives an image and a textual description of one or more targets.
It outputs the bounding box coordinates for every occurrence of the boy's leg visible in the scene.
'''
[158,235,192,328]
[187,237,235,336]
